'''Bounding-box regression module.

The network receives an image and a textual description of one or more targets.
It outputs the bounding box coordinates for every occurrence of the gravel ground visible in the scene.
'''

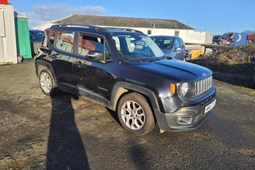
[0,60,255,169]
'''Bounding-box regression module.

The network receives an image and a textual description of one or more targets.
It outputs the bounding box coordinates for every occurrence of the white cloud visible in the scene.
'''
[27,4,109,27]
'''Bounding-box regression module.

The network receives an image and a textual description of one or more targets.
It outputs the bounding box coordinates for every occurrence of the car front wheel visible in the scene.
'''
[117,92,155,136]
[39,69,55,95]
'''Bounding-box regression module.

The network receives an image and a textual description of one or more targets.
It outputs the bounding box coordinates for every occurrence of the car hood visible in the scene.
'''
[129,59,212,82]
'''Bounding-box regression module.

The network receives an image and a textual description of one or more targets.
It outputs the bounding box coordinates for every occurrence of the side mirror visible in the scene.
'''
[87,51,104,61]
[164,54,173,60]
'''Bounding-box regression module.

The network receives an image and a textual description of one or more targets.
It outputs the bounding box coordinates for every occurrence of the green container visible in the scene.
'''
[15,12,32,59]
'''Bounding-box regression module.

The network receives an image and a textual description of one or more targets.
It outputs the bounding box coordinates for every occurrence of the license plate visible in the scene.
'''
[204,99,216,114]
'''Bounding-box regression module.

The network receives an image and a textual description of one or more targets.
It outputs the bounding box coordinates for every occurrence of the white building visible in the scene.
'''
[34,15,213,45]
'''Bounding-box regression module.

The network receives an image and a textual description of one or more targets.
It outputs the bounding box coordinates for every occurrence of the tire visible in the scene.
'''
[117,92,155,136]
[39,69,55,95]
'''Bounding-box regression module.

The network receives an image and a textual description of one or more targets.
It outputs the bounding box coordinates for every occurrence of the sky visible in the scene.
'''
[8,0,255,35]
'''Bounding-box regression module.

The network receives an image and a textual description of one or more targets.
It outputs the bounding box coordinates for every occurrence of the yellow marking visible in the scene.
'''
[237,34,242,42]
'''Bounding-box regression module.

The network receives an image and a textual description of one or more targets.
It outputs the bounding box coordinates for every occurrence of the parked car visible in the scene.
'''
[35,25,216,135]
[151,35,186,61]
[29,30,44,55]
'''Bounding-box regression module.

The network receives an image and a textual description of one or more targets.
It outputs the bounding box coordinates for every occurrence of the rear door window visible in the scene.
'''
[55,31,75,53]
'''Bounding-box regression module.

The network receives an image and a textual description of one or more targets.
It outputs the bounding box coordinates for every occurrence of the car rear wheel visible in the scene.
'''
[39,69,55,95]
[117,92,155,136]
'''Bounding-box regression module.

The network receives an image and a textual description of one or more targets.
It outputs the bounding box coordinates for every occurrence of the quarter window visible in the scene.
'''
[55,31,75,53]
[48,30,57,46]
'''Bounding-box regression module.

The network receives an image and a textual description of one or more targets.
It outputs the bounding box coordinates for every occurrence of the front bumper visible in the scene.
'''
[154,95,216,131]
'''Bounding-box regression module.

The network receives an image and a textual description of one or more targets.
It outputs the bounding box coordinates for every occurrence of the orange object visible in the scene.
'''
[170,84,176,94]
[191,49,201,59]
[0,0,8,4]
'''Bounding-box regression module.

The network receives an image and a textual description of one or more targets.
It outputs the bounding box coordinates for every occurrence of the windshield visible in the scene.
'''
[151,37,174,50]
[112,34,164,62]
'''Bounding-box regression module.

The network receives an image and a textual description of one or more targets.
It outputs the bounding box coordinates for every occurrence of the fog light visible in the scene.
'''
[177,116,193,125]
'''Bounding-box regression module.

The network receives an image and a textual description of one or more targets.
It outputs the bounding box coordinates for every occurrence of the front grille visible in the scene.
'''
[194,76,213,96]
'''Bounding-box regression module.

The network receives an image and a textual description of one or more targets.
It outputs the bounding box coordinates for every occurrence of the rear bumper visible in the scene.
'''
[154,96,216,131]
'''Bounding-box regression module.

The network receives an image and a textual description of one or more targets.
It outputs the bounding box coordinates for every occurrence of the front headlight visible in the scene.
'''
[180,82,189,96]
[179,82,196,98]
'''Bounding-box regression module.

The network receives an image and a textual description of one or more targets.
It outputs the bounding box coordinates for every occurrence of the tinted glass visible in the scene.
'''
[78,34,111,60]
[48,30,57,46]
[55,31,75,53]
[173,38,181,49]
[112,34,164,62]
[151,37,175,50]
[178,38,185,48]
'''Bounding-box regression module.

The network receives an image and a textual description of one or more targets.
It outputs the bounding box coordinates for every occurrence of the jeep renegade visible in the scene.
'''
[35,25,216,135]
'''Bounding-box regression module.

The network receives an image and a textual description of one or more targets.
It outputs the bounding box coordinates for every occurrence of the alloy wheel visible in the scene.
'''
[120,100,145,130]
[40,72,52,94]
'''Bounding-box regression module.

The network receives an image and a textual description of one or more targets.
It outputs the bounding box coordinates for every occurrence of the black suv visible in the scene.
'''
[35,24,216,135]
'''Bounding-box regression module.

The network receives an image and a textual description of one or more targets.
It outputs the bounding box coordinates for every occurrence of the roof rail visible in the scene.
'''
[50,24,144,34]
[50,24,105,31]
[105,27,143,33]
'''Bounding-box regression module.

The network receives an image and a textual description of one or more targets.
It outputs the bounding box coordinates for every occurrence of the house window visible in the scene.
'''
[174,31,179,37]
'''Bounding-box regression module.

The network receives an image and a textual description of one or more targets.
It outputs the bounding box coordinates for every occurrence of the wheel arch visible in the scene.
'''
[35,59,57,85]
[110,82,162,113]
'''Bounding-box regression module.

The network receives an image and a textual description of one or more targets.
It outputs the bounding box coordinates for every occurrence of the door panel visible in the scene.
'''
[72,59,83,85]
[51,31,75,85]
[93,63,115,100]
[72,58,115,100]
[51,53,74,85]
[72,33,115,100]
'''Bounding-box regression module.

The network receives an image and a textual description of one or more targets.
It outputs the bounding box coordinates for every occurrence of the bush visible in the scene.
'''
[197,44,255,65]
[189,44,255,76]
